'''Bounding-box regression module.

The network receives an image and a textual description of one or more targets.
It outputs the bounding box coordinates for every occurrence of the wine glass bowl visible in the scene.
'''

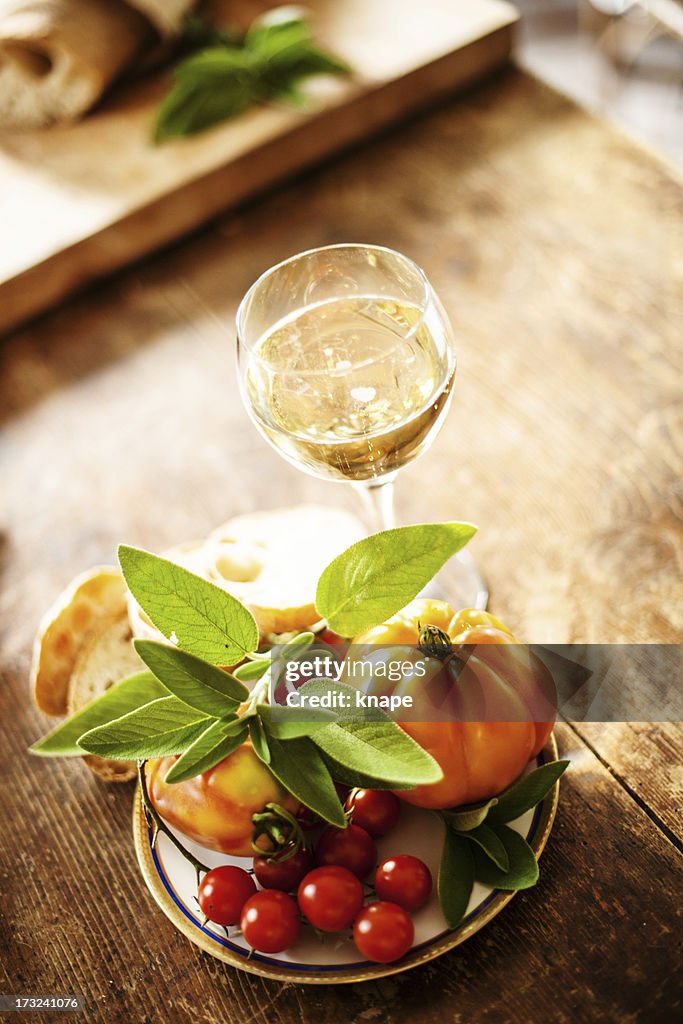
[236,245,456,486]
[236,243,487,608]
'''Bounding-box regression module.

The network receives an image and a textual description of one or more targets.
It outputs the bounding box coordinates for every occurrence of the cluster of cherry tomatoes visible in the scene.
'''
[196,788,433,964]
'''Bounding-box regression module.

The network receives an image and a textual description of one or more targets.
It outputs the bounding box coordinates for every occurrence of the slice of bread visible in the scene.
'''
[31,566,130,716]
[68,613,143,782]
[31,565,143,783]
[127,505,367,640]
[207,506,366,634]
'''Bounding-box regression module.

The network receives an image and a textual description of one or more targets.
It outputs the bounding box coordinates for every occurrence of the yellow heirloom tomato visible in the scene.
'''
[146,741,301,856]
[353,600,556,810]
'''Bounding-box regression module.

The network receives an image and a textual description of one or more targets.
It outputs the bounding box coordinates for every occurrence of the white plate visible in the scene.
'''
[133,736,560,984]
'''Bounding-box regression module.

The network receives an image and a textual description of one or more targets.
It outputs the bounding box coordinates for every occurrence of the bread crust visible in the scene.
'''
[31,566,130,716]
[0,0,196,127]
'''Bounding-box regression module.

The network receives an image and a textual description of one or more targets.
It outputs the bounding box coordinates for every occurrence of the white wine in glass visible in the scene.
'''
[236,245,486,608]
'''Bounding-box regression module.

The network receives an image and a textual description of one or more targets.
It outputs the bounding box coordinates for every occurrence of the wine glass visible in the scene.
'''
[236,243,487,609]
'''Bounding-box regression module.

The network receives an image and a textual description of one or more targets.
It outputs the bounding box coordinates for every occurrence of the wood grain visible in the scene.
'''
[1,68,681,1022]
[571,722,683,847]
[0,0,517,334]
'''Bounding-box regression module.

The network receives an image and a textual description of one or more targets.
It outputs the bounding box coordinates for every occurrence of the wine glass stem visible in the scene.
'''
[353,477,397,533]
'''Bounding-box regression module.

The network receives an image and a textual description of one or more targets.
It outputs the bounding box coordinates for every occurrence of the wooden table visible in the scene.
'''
[1,68,681,1023]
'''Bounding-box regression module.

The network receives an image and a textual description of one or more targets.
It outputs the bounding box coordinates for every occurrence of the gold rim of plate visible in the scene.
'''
[133,733,560,984]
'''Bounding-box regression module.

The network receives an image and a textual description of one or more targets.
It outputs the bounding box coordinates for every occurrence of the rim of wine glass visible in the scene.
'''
[235,243,435,359]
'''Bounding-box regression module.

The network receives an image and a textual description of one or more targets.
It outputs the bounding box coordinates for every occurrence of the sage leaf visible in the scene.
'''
[318,753,415,791]
[246,12,309,56]
[29,672,165,757]
[461,823,509,872]
[265,736,346,827]
[154,49,257,143]
[315,523,477,636]
[488,761,569,824]
[119,545,258,665]
[438,829,475,928]
[442,798,498,832]
[472,825,539,890]
[232,658,270,682]
[134,639,248,717]
[257,703,336,739]
[246,12,350,76]
[79,696,211,760]
[249,717,271,764]
[312,721,442,787]
[164,719,248,783]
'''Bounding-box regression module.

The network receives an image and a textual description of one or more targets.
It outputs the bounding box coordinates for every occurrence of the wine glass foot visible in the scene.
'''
[422,549,488,610]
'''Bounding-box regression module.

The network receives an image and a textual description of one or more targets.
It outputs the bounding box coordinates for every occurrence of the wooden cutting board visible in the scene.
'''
[0,0,517,335]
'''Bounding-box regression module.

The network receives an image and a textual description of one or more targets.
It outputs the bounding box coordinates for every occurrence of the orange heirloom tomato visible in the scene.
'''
[146,741,301,857]
[353,600,556,810]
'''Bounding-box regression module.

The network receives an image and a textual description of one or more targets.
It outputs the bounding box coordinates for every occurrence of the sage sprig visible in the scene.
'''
[30,518,567,931]
[32,534,450,795]
[437,760,569,927]
[154,9,351,143]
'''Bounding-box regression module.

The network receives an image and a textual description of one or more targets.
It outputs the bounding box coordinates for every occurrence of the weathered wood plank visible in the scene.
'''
[571,722,683,848]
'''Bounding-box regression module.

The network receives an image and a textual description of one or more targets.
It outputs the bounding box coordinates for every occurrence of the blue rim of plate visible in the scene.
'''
[133,735,560,984]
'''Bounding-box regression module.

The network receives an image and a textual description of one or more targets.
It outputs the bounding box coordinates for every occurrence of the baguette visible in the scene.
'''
[0,0,196,128]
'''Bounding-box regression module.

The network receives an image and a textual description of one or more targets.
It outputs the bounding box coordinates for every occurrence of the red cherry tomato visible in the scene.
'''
[374,855,433,912]
[240,890,300,953]
[297,866,364,932]
[345,789,401,837]
[253,848,314,892]
[197,865,256,926]
[315,824,377,879]
[353,901,414,963]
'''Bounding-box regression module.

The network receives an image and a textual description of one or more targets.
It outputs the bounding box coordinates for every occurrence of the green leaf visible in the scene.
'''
[164,718,248,783]
[488,761,569,824]
[315,523,477,636]
[257,702,336,739]
[442,798,498,832]
[472,825,539,890]
[438,829,475,928]
[134,639,248,717]
[312,720,443,787]
[29,672,166,757]
[79,696,211,760]
[269,47,350,79]
[461,823,509,872]
[154,48,258,142]
[232,658,270,682]
[249,717,271,764]
[318,753,415,791]
[118,545,258,664]
[265,735,346,827]
[246,15,311,57]
[155,8,350,143]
